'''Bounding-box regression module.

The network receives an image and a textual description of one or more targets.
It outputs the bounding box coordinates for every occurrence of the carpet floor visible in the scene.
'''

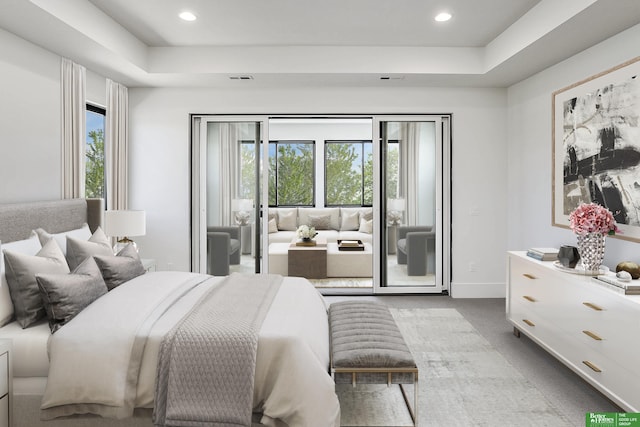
[338,308,575,426]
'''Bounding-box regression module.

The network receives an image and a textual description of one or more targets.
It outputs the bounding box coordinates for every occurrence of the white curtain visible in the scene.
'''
[217,123,241,225]
[61,58,86,199]
[400,123,420,225]
[106,79,129,210]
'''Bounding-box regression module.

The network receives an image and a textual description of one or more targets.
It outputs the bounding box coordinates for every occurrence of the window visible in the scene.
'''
[325,140,373,206]
[85,104,105,199]
[268,140,315,206]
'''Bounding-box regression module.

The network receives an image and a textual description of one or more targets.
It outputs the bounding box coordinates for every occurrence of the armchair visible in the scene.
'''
[207,226,241,276]
[396,226,436,276]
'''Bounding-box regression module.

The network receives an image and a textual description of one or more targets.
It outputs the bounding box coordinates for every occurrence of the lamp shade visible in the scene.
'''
[232,199,253,212]
[104,210,146,237]
[388,198,405,212]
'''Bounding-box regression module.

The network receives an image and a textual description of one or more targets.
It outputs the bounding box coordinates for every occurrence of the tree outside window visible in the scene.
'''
[268,141,315,206]
[85,105,105,199]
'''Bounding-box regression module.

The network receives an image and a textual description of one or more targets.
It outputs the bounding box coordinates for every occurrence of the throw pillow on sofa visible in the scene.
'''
[309,215,331,230]
[277,211,297,231]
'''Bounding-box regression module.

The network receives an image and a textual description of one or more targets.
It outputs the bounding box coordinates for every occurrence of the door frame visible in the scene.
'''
[190,113,451,294]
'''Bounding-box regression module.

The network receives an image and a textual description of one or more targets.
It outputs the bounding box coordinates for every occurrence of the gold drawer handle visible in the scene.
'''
[583,302,603,311]
[522,295,536,303]
[582,330,603,341]
[582,360,602,373]
[522,319,535,327]
[522,273,536,280]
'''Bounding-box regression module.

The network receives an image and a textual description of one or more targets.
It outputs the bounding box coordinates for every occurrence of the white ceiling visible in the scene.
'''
[1,0,639,88]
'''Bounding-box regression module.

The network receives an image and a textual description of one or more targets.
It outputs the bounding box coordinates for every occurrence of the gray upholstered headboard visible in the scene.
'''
[0,198,104,244]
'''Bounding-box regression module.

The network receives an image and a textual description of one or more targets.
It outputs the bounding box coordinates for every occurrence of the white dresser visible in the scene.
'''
[0,339,11,427]
[507,251,640,411]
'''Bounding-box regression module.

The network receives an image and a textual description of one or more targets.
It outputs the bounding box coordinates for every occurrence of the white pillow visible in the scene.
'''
[268,218,278,233]
[277,211,297,231]
[340,211,360,231]
[358,217,373,234]
[35,224,91,256]
[0,232,42,326]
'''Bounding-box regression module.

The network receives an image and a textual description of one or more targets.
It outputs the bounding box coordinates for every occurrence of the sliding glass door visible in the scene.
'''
[191,114,451,294]
[375,116,450,294]
[191,116,266,275]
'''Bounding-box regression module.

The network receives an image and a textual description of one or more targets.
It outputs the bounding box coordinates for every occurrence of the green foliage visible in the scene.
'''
[240,143,256,199]
[386,143,399,199]
[326,143,362,205]
[272,143,314,206]
[85,129,104,198]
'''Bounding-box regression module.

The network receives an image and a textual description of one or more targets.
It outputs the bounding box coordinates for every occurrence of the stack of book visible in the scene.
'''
[338,239,364,251]
[526,247,558,261]
[592,276,640,295]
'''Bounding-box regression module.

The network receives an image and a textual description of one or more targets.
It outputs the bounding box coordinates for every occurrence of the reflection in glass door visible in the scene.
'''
[191,118,264,275]
[376,117,449,293]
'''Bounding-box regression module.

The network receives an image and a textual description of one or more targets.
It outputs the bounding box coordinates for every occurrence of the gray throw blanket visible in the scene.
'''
[153,273,282,427]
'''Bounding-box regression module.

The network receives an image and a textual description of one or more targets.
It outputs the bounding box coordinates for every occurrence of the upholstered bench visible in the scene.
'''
[329,301,418,425]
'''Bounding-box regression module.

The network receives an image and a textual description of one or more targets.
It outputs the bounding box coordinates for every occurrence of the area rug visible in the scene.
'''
[337,308,574,426]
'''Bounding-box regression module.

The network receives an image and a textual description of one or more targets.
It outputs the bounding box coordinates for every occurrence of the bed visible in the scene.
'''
[0,199,340,427]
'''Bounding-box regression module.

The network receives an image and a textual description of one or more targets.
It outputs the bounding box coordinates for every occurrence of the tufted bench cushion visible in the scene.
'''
[329,301,418,425]
[330,301,415,369]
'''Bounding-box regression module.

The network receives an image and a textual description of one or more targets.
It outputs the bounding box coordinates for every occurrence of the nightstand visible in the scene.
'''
[0,339,11,427]
[141,258,157,272]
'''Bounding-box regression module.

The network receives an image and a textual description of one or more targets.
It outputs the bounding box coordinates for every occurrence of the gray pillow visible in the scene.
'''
[93,244,146,290]
[309,214,332,230]
[36,257,107,333]
[66,226,112,270]
[3,239,70,328]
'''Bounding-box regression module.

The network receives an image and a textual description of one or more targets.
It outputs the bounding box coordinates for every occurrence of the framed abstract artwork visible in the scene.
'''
[552,56,640,241]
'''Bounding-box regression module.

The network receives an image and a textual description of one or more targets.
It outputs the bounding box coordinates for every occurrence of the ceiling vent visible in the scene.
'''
[229,75,254,80]
[380,76,405,80]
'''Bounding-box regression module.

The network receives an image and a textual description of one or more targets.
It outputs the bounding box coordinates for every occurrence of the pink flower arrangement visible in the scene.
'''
[569,203,619,235]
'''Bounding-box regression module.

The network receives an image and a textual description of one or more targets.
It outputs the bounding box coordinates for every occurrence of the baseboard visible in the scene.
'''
[449,282,505,298]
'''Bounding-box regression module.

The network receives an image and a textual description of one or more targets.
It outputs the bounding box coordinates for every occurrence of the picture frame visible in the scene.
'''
[552,56,640,242]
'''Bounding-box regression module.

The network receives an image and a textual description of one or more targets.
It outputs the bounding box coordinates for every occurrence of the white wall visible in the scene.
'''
[128,86,508,296]
[0,28,107,204]
[0,28,61,203]
[507,23,640,270]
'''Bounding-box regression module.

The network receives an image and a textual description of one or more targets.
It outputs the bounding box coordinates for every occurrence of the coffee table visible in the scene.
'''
[288,238,327,279]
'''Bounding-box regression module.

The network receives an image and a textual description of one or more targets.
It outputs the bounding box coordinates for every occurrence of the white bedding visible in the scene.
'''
[40,272,340,427]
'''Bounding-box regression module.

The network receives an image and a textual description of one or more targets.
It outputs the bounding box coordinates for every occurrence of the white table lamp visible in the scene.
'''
[231,199,253,226]
[387,198,405,226]
[104,210,146,252]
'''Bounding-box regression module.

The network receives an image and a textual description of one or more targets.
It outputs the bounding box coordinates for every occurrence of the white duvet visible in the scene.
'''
[41,272,340,427]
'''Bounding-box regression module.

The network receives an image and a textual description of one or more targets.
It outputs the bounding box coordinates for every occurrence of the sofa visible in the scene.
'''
[207,226,241,276]
[397,225,436,276]
[268,207,373,244]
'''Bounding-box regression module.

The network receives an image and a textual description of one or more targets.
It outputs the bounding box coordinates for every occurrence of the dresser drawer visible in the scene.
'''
[559,334,640,411]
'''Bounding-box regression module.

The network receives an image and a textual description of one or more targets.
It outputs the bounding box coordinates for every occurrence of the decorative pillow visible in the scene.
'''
[358,217,373,234]
[3,239,70,328]
[0,233,42,326]
[268,218,278,233]
[36,257,107,333]
[309,215,331,230]
[93,244,146,291]
[277,211,297,231]
[35,224,91,256]
[340,211,360,231]
[66,227,112,270]
[360,210,373,222]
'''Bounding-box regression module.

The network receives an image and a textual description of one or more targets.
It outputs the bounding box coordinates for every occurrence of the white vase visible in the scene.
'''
[576,232,606,272]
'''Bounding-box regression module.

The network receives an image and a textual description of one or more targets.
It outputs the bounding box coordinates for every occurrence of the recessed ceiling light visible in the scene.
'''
[179,11,197,21]
[434,12,452,22]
